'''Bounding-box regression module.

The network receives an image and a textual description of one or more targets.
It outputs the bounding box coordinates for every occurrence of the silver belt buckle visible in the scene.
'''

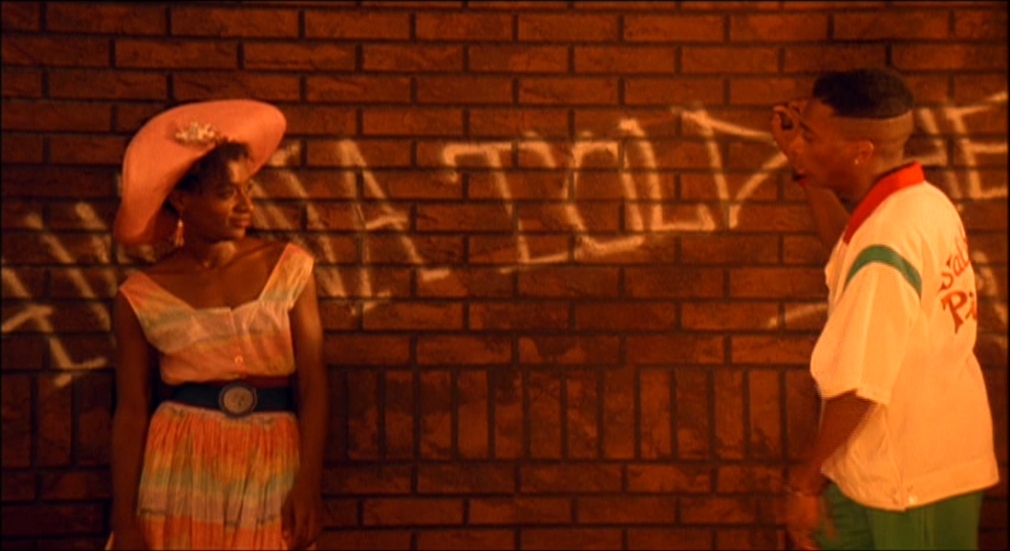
[218,382,257,418]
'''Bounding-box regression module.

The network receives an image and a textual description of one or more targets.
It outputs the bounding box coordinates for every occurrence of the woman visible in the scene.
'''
[108,100,328,550]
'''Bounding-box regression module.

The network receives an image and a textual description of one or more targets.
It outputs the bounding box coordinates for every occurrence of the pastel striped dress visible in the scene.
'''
[111,243,315,550]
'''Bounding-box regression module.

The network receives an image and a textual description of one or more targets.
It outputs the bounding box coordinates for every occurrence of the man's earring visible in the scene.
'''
[173,218,185,248]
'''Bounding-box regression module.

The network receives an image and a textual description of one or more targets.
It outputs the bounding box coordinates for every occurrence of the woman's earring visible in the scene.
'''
[173,218,185,248]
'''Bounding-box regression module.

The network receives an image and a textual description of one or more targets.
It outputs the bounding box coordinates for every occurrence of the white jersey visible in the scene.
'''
[810,162,999,511]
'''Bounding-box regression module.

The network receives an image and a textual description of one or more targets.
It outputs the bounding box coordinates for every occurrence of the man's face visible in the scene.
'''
[787,99,861,200]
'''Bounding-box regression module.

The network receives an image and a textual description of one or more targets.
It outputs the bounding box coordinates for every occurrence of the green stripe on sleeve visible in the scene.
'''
[844,245,922,298]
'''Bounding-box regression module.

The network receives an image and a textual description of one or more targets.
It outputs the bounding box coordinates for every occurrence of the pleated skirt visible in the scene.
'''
[109,401,301,550]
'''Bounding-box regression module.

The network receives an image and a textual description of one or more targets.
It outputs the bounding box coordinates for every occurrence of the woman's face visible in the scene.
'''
[176,159,255,244]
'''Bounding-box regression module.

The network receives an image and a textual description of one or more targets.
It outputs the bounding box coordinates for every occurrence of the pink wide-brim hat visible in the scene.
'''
[113,99,286,246]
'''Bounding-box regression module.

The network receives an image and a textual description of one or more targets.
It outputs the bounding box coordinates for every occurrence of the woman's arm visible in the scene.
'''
[110,291,154,548]
[283,271,329,549]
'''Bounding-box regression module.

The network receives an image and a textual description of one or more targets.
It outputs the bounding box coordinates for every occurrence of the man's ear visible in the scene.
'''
[853,139,875,166]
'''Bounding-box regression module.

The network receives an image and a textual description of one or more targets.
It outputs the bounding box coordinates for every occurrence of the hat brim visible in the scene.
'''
[113,99,286,246]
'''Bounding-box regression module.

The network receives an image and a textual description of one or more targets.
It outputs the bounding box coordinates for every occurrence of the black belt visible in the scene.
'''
[170,381,294,418]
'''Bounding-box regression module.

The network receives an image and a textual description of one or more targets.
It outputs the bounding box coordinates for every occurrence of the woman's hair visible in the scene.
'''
[812,68,914,119]
[175,140,251,194]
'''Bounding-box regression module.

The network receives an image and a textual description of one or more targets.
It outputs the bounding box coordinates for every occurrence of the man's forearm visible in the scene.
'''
[791,390,875,492]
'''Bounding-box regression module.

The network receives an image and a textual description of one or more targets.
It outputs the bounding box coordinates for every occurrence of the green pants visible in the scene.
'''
[815,483,984,550]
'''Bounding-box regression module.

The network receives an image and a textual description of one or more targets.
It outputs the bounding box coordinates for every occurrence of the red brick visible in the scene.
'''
[576,302,677,330]
[419,268,513,298]
[418,463,514,494]
[417,336,512,365]
[416,529,514,551]
[3,35,109,68]
[325,372,348,461]
[306,139,411,168]
[682,47,778,74]
[575,47,677,74]
[714,369,745,460]
[728,77,816,106]
[518,267,620,297]
[520,464,622,493]
[833,10,951,40]
[362,108,465,136]
[680,496,758,524]
[682,302,779,331]
[364,44,463,72]
[626,335,725,365]
[1,2,40,31]
[469,45,568,73]
[322,464,411,495]
[628,528,714,550]
[324,335,411,365]
[0,199,44,229]
[347,370,379,459]
[316,530,412,551]
[362,498,464,526]
[469,302,568,331]
[731,13,829,41]
[577,496,678,524]
[491,367,524,459]
[171,6,298,37]
[244,42,355,71]
[1,68,43,97]
[625,267,725,298]
[308,76,412,104]
[682,1,782,10]
[954,8,1008,39]
[48,335,114,369]
[76,372,112,466]
[716,528,783,550]
[116,39,237,69]
[783,44,888,73]
[417,76,513,105]
[417,203,513,231]
[647,140,718,169]
[417,12,513,41]
[519,14,618,42]
[717,464,784,494]
[958,201,1008,231]
[305,10,410,40]
[729,267,826,299]
[520,335,620,365]
[527,369,562,459]
[467,235,568,265]
[785,369,820,460]
[624,14,724,42]
[455,369,489,458]
[46,3,164,34]
[1,471,35,502]
[625,77,726,106]
[420,369,451,459]
[1,375,32,467]
[603,365,635,459]
[682,235,779,266]
[49,69,166,100]
[382,370,414,459]
[1,134,42,163]
[40,470,110,500]
[469,109,569,138]
[627,464,713,493]
[676,367,711,459]
[639,368,673,459]
[732,335,815,365]
[783,235,830,266]
[0,336,45,371]
[173,71,300,102]
[50,135,127,166]
[360,169,461,199]
[322,498,357,528]
[520,528,623,550]
[1,100,109,131]
[566,368,600,459]
[894,44,1007,71]
[748,369,783,459]
[469,497,572,525]
[519,77,620,105]
[1,233,113,265]
[0,504,105,536]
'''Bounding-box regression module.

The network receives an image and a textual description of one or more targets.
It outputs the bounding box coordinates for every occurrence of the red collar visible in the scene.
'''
[842,162,925,244]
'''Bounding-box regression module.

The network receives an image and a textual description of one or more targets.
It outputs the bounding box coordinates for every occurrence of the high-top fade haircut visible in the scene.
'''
[812,68,914,119]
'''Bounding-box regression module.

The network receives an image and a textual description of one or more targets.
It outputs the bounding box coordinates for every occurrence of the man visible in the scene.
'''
[770,68,999,550]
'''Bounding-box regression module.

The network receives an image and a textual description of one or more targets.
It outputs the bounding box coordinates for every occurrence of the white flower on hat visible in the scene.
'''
[174,121,224,147]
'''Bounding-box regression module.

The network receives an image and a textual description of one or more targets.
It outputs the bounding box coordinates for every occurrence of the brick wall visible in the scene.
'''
[1,1,1006,549]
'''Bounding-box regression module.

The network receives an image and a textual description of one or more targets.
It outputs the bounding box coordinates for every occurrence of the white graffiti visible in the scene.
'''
[3,94,1007,379]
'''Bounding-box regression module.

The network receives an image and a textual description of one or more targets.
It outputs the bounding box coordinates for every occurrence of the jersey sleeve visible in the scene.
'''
[810,244,923,403]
